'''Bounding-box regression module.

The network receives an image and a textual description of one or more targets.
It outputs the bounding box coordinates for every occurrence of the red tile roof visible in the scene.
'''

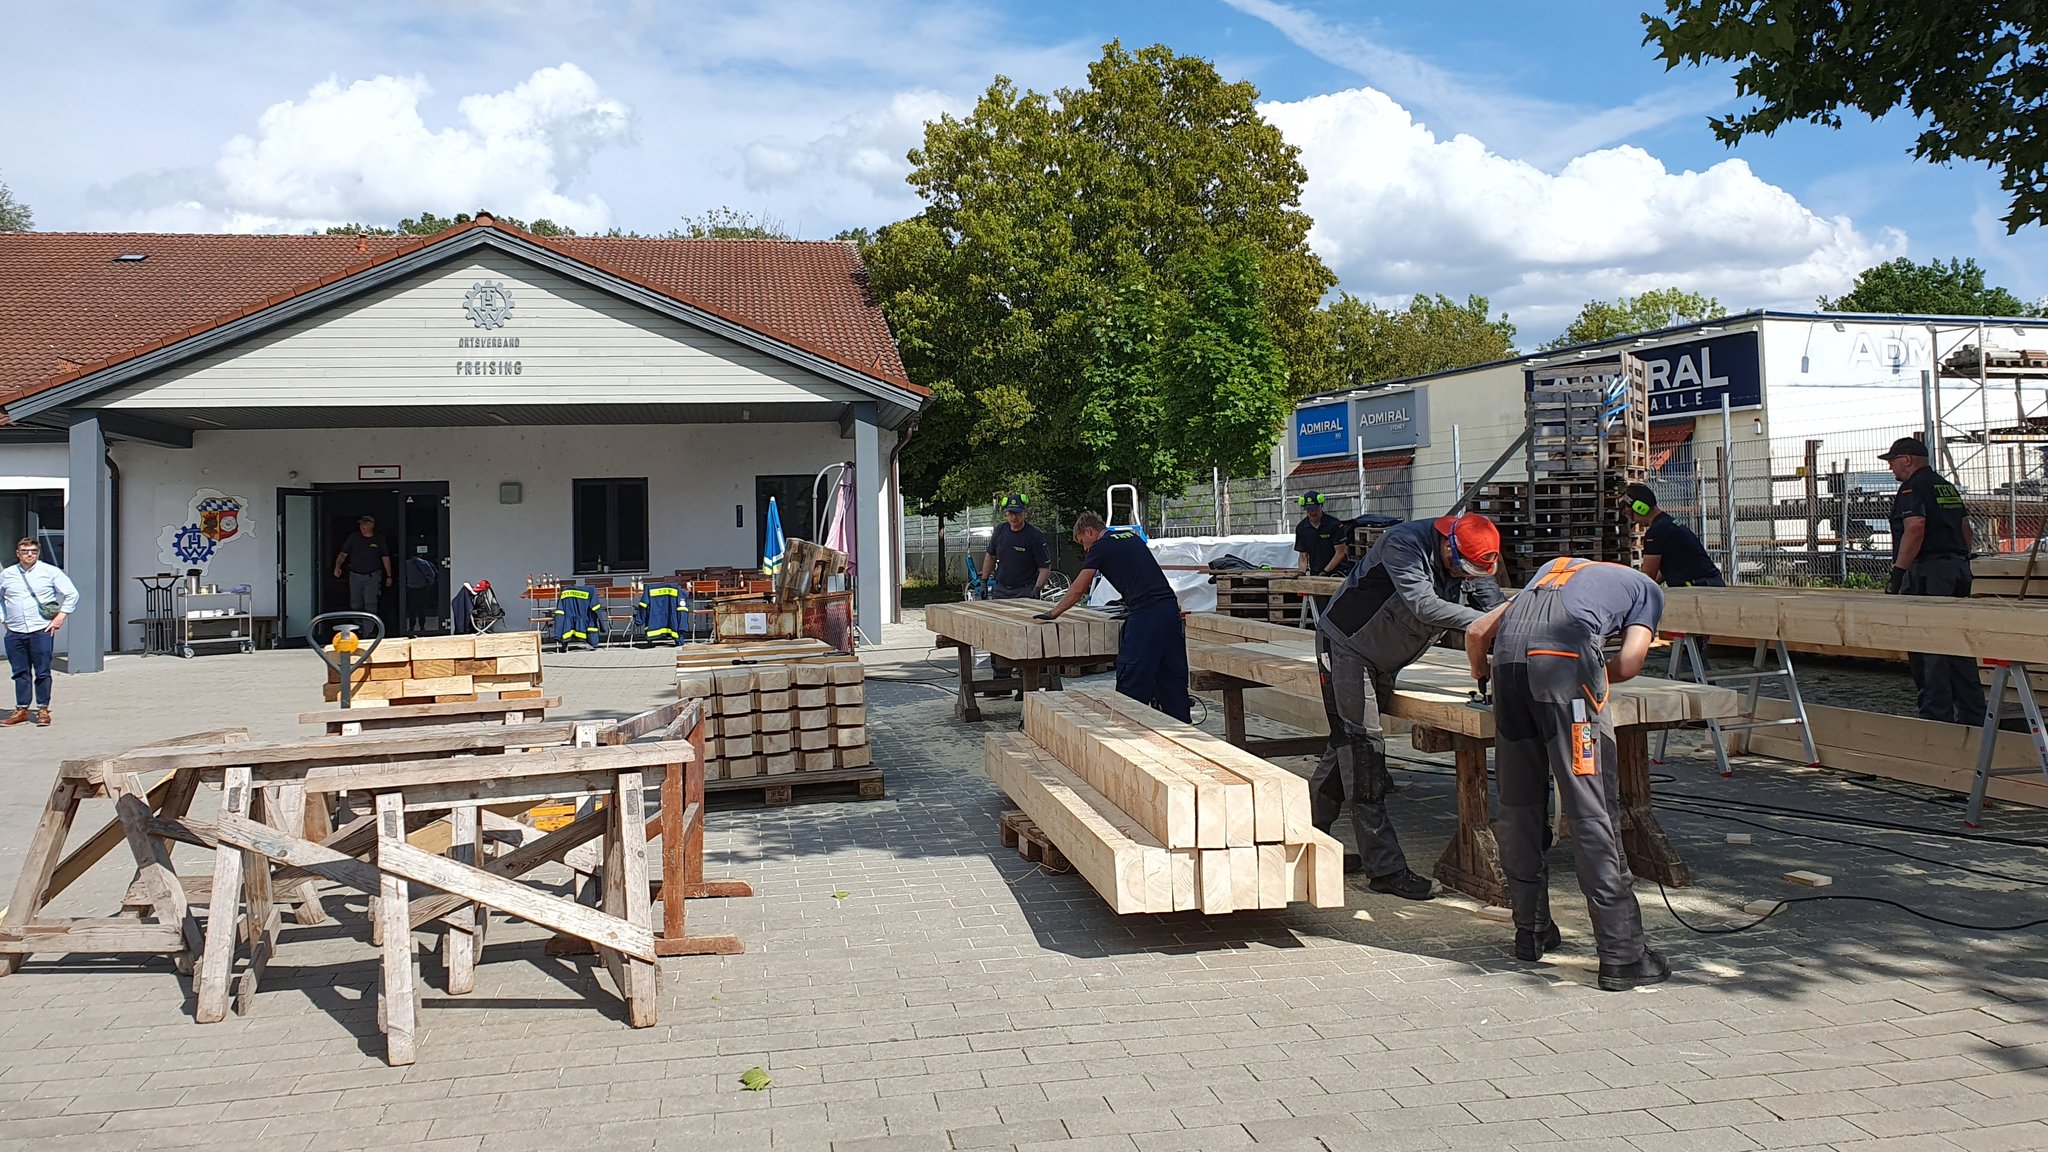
[0,219,917,407]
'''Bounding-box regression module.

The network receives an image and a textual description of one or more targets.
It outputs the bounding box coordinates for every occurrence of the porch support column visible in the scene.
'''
[66,416,109,673]
[850,403,884,647]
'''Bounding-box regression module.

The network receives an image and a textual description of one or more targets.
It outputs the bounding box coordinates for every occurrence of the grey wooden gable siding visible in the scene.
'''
[94,257,867,410]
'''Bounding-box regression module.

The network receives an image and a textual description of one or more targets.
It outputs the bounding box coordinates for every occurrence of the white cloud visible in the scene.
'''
[1222,0,1725,166]
[742,90,955,197]
[1263,87,1906,339]
[92,64,631,233]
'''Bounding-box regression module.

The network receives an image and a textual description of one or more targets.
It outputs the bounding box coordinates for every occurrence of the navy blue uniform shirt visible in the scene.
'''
[1293,514,1344,574]
[1641,512,1723,587]
[1082,528,1177,611]
[1890,466,1970,560]
[985,522,1051,587]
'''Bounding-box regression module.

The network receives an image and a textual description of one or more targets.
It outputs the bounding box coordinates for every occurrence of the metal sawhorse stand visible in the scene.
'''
[1656,633,1819,776]
[1968,659,2048,828]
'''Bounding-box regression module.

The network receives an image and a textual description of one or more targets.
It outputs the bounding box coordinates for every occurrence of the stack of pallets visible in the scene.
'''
[1211,570,1304,624]
[323,633,543,706]
[984,689,1345,914]
[677,641,879,803]
[1510,357,1651,570]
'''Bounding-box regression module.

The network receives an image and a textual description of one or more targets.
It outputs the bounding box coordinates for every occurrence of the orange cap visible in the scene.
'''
[1433,514,1501,575]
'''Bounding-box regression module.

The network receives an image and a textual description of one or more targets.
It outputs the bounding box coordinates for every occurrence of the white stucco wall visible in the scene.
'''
[96,421,892,650]
[0,444,69,493]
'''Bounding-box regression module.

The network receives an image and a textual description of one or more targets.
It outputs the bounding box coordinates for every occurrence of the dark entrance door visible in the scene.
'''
[756,474,816,566]
[307,482,450,640]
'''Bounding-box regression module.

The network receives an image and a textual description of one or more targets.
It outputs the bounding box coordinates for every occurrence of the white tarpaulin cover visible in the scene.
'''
[1085,534,1300,613]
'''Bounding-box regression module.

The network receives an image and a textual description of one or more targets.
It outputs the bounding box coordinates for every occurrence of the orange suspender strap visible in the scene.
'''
[1535,558,1590,588]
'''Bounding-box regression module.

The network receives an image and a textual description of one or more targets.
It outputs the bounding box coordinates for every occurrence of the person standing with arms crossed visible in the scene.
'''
[1036,512,1190,722]
[1880,437,1985,725]
[1313,514,1505,898]
[1464,557,1670,991]
[1,538,78,727]
[333,516,393,624]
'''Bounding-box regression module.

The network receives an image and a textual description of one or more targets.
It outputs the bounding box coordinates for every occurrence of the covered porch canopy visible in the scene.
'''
[0,221,924,670]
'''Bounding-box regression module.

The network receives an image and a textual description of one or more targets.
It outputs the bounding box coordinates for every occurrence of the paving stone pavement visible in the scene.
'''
[0,615,2044,1151]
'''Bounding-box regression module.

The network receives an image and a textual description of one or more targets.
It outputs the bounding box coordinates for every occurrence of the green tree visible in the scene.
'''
[1818,256,2041,316]
[1304,292,1516,392]
[0,175,33,232]
[1542,287,1724,349]
[320,211,576,237]
[1158,246,1292,481]
[677,206,791,239]
[1643,1,2048,232]
[864,41,1334,518]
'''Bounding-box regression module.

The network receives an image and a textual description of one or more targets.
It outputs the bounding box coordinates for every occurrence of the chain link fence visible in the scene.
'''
[902,416,2048,584]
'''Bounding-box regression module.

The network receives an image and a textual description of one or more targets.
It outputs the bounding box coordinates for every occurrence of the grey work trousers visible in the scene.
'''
[348,571,384,615]
[1905,555,1986,725]
[1309,632,1407,878]
[1490,593,1647,966]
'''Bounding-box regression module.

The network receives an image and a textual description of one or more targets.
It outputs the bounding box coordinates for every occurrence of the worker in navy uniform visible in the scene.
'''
[1292,491,1348,576]
[1882,437,1986,725]
[332,516,392,621]
[1036,511,1190,722]
[1620,484,1723,587]
[1313,514,1505,900]
[1464,557,1670,991]
[980,494,1052,600]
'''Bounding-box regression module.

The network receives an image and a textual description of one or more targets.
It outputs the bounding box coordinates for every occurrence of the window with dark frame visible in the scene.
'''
[572,478,650,574]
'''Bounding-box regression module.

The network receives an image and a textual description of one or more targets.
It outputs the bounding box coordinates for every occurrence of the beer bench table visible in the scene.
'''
[0,700,745,1067]
[298,695,564,735]
[925,601,1121,721]
[1184,613,1740,906]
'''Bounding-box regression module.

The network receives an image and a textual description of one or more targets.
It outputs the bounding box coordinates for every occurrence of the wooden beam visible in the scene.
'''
[377,840,657,962]
[1662,587,2048,665]
[1745,699,2048,809]
[983,732,1171,914]
[1022,693,1198,848]
[927,600,1120,661]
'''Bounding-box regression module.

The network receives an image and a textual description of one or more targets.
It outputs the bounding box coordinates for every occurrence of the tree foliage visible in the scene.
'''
[676,206,791,239]
[0,175,31,232]
[321,210,575,236]
[1818,256,2043,316]
[864,41,1334,517]
[1643,1,2048,232]
[1543,287,1724,349]
[1301,292,1516,392]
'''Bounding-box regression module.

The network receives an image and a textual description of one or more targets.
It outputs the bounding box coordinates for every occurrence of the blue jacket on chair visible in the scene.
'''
[635,582,685,645]
[551,586,605,649]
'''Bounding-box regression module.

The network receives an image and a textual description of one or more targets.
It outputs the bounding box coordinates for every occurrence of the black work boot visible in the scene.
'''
[1598,947,1671,992]
[1366,868,1438,901]
[1514,922,1562,963]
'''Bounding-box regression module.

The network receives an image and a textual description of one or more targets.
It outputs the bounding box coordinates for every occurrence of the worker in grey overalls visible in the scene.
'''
[1464,557,1670,992]
[1313,515,1505,900]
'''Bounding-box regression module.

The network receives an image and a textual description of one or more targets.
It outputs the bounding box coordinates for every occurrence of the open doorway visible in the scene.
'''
[277,482,449,645]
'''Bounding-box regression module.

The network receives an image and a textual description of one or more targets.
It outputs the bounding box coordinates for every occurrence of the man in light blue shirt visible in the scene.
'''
[1,538,79,727]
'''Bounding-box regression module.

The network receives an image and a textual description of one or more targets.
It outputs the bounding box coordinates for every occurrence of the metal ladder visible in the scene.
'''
[1967,660,2048,827]
[1655,633,1819,776]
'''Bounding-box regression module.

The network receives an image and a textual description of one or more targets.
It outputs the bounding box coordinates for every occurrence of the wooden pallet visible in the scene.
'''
[997,809,1072,872]
[705,768,885,806]
[322,632,542,704]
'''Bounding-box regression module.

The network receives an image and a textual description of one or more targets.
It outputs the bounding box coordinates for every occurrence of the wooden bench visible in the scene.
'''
[298,695,564,735]
[1184,613,1741,907]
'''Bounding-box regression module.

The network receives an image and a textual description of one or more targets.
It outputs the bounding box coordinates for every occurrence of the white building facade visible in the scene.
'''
[0,221,924,669]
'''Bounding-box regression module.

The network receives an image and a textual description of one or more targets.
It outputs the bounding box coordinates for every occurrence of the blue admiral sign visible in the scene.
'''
[1526,330,1763,419]
[1294,401,1350,459]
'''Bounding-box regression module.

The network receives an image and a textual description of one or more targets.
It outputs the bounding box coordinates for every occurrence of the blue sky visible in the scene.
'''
[4,0,2043,342]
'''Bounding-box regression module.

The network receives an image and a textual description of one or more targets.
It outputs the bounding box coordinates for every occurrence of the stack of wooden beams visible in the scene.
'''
[925,600,1121,659]
[1970,554,2048,601]
[984,689,1346,915]
[679,658,869,781]
[1662,587,2048,666]
[322,633,543,706]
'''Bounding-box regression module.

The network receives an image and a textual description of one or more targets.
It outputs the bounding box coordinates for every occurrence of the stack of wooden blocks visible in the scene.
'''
[323,632,543,706]
[985,689,1345,915]
[1211,570,1305,625]
[924,599,1120,660]
[679,658,870,781]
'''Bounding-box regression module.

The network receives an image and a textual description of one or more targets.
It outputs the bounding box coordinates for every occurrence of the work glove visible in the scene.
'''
[1885,567,1906,595]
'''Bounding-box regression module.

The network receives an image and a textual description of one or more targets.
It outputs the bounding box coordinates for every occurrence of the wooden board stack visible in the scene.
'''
[322,632,543,706]
[984,689,1346,915]
[1969,554,2048,601]
[678,656,869,781]
[924,600,1120,660]
[1211,570,1305,625]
